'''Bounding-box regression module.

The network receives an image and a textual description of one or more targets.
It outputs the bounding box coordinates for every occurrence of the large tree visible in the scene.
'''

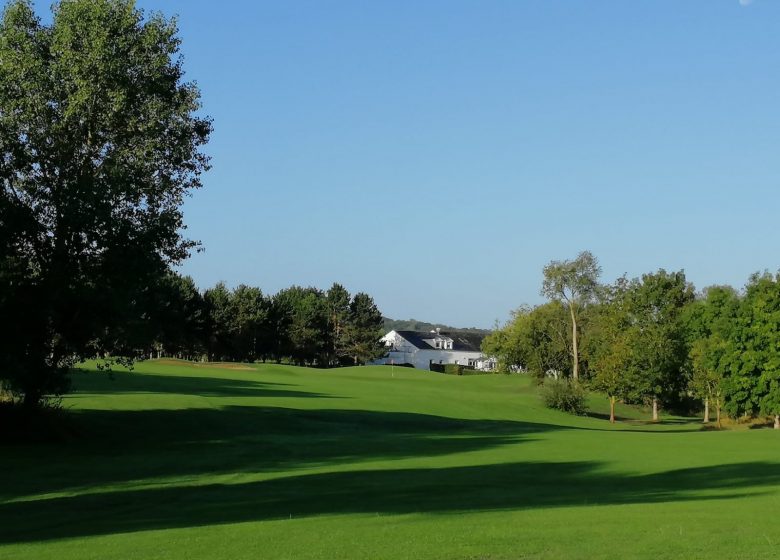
[624,270,694,421]
[0,0,211,406]
[541,251,601,380]
[342,292,384,365]
[726,273,780,428]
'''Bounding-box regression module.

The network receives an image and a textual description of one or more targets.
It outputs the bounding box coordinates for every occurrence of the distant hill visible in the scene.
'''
[382,317,491,335]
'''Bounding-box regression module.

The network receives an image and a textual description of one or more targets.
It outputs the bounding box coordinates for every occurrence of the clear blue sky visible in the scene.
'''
[45,0,780,328]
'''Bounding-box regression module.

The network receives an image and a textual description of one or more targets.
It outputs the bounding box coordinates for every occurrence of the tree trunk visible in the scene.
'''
[774,415,780,430]
[716,402,722,429]
[609,396,616,424]
[703,397,710,424]
[652,397,659,422]
[569,305,579,380]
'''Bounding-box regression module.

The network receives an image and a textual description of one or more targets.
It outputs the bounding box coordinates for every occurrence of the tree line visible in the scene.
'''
[145,275,385,367]
[483,251,780,428]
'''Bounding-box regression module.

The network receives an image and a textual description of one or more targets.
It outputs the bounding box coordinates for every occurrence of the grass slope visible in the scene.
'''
[2,361,779,559]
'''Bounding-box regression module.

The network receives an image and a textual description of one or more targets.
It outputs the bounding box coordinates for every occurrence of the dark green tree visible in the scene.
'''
[274,286,329,366]
[326,283,351,365]
[0,0,211,406]
[229,285,269,362]
[342,292,384,365]
[204,283,233,362]
[149,273,207,360]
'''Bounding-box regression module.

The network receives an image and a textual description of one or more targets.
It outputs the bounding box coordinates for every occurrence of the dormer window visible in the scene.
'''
[435,339,442,349]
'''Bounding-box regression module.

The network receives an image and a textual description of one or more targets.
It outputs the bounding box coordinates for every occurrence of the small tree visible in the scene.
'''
[689,337,727,428]
[590,331,634,424]
[585,280,635,423]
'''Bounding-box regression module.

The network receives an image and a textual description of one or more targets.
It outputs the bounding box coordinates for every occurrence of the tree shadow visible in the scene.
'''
[70,370,336,399]
[2,460,778,544]
[585,412,701,432]
[0,405,554,504]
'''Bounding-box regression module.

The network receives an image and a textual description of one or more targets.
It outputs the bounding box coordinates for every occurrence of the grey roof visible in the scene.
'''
[394,330,485,352]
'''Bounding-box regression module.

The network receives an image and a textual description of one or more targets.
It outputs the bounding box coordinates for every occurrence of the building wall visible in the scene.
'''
[377,330,485,370]
[381,348,483,370]
[413,349,483,370]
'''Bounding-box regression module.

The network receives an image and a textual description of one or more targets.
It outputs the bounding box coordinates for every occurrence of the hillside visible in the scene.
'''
[1,361,779,559]
[383,317,491,335]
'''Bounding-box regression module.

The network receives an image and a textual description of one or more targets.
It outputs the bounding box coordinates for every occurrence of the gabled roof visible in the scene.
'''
[393,330,485,352]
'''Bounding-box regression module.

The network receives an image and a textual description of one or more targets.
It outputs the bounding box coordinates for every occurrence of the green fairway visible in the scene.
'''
[2,361,779,559]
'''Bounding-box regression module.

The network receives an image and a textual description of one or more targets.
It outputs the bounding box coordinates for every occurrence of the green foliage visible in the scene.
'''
[724,273,780,420]
[541,251,602,379]
[682,286,739,425]
[585,287,635,421]
[342,292,385,365]
[621,270,695,415]
[0,0,211,406]
[540,378,587,415]
[482,303,571,378]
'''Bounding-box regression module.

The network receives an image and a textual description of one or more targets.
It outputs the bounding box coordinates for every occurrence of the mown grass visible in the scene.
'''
[1,360,778,559]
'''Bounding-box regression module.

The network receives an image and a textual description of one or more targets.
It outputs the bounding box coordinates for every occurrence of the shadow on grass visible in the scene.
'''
[585,411,701,431]
[2,460,779,544]
[70,370,334,399]
[0,405,553,504]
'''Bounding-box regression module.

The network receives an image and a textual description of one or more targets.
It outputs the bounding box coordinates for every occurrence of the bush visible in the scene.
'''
[430,363,484,375]
[540,378,587,415]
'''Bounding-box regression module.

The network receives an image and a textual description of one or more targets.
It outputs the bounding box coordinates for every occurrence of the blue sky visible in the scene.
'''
[40,0,780,328]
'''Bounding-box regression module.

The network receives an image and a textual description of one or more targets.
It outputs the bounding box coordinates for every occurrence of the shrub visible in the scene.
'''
[540,378,587,415]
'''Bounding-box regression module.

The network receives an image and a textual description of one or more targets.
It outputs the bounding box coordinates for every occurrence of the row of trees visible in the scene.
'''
[483,251,780,428]
[147,276,385,367]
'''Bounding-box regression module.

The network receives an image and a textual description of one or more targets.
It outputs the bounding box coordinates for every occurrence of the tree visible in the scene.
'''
[624,270,694,421]
[726,273,780,428]
[148,273,207,360]
[482,303,572,379]
[326,283,351,365]
[541,251,601,380]
[682,285,740,427]
[0,0,211,407]
[230,285,269,362]
[689,337,728,428]
[204,283,233,361]
[342,292,384,365]
[586,280,635,423]
[274,286,329,366]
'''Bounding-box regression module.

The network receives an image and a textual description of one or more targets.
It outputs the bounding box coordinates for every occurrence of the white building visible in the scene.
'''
[374,329,496,371]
